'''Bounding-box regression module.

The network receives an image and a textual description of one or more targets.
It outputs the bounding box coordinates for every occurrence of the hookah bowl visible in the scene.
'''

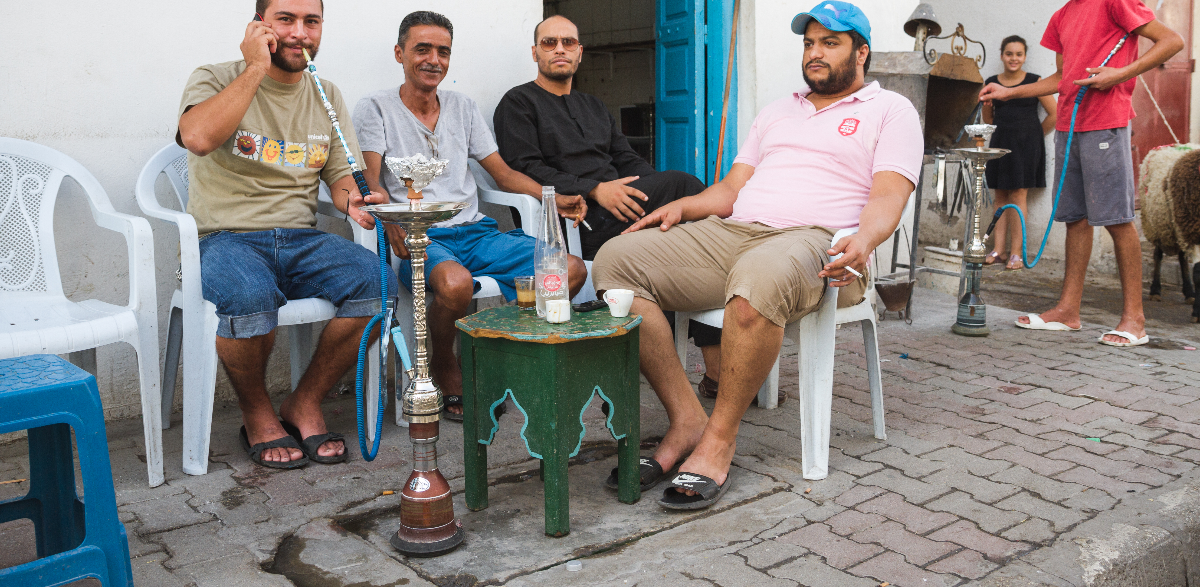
[951,126,1009,337]
[362,154,465,556]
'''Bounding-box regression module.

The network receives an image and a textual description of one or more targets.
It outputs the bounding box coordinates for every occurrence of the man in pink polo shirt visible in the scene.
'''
[592,1,922,509]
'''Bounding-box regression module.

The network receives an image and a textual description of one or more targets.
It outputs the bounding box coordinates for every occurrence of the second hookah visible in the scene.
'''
[951,124,1009,337]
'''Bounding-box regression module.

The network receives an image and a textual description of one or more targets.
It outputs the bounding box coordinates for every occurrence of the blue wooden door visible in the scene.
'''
[656,0,705,177]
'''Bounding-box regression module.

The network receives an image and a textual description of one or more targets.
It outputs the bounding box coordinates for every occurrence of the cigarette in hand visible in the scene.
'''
[578,213,592,231]
[844,266,863,279]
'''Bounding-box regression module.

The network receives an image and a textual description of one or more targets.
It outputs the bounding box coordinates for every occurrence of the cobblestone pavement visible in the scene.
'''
[1,284,1198,587]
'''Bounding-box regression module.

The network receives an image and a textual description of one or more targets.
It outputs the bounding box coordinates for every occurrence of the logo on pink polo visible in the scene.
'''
[838,118,860,136]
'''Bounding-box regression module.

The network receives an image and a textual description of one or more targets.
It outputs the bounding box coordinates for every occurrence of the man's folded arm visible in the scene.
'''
[494,96,600,195]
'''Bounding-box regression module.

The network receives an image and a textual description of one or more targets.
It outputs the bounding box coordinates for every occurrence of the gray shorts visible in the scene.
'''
[1053,125,1135,226]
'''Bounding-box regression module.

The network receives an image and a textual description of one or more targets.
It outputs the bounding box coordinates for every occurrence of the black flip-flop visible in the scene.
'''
[444,396,507,424]
[239,426,309,470]
[605,457,671,492]
[280,420,347,464]
[658,472,733,510]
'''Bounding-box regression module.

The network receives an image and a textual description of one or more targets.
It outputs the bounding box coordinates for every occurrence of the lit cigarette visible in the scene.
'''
[844,266,863,279]
[578,214,593,231]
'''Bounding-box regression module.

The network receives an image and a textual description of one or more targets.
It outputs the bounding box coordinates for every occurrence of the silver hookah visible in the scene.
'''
[362,154,466,556]
[951,125,1009,336]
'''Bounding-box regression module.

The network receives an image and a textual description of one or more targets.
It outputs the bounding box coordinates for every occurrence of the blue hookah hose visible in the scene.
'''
[304,49,389,461]
[984,34,1130,269]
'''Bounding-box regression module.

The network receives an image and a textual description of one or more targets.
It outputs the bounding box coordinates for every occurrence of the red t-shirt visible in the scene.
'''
[1041,0,1156,132]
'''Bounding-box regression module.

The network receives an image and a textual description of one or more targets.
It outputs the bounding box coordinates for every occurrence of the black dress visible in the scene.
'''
[985,73,1047,189]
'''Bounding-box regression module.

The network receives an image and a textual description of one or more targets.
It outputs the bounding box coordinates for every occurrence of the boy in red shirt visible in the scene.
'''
[980,0,1182,347]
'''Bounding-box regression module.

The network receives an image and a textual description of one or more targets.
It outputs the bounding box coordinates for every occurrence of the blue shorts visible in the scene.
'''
[198,229,396,339]
[398,217,534,301]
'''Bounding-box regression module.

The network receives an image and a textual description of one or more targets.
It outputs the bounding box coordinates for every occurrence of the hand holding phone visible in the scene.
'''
[243,13,278,68]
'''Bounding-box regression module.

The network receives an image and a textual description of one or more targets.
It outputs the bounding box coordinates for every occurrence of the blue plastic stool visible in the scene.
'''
[0,355,133,587]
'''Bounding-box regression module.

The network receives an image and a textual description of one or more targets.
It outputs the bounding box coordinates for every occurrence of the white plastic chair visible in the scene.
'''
[0,138,164,487]
[134,143,380,475]
[673,228,885,480]
[388,160,592,426]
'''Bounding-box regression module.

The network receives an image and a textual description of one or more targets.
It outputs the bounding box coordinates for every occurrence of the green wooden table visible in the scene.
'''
[456,306,642,537]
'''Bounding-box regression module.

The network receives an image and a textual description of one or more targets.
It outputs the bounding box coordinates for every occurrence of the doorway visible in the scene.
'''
[542,0,738,184]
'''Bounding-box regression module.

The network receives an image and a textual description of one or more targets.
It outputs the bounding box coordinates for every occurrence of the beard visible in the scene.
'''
[802,51,857,95]
[539,58,579,82]
[272,43,316,73]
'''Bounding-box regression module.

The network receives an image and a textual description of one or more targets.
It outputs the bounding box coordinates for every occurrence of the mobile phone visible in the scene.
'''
[253,13,263,21]
[573,299,608,313]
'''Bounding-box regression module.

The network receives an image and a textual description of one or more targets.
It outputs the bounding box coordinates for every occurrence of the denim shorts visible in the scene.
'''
[1053,125,1136,226]
[398,216,534,301]
[198,228,397,338]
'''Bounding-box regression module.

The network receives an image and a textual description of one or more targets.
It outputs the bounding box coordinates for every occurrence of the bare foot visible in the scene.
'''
[243,415,304,464]
[1016,308,1082,330]
[279,395,344,459]
[671,434,737,496]
[1102,315,1147,345]
[651,412,708,474]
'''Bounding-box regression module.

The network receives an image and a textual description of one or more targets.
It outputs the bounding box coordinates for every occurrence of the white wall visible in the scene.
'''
[0,0,542,420]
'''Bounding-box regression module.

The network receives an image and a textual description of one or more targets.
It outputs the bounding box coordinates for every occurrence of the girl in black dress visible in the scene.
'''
[982,36,1058,270]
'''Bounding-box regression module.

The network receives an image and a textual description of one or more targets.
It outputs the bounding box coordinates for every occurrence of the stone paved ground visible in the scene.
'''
[1,281,1199,587]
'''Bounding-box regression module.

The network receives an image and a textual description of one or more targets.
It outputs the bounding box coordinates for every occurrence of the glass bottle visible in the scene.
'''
[534,186,569,317]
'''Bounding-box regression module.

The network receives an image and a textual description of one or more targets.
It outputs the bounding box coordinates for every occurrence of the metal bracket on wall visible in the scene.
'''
[923,23,986,68]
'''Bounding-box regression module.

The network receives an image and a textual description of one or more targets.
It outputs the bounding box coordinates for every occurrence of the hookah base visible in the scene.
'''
[951,321,991,337]
[390,519,465,557]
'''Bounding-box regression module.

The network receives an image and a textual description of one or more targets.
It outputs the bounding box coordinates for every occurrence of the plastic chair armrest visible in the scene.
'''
[479,187,540,238]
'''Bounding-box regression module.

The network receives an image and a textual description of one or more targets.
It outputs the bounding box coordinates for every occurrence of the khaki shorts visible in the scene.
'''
[592,216,867,328]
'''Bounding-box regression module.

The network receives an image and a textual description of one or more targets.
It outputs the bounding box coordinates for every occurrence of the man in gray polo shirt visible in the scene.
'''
[353,11,588,420]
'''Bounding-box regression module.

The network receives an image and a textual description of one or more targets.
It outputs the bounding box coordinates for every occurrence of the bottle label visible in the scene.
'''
[542,274,563,293]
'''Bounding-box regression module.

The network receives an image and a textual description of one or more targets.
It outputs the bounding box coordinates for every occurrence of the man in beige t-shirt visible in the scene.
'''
[177,0,395,468]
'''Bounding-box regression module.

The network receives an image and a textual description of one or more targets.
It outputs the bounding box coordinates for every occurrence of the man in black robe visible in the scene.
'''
[493,15,706,261]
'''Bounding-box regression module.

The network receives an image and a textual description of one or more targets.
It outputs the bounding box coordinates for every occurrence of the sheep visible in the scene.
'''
[1139,144,1200,321]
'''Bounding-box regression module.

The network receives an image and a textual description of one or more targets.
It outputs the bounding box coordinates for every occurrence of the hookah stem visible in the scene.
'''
[985,33,1130,270]
[303,48,387,460]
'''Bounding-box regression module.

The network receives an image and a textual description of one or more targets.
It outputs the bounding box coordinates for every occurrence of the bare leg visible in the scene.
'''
[700,345,721,382]
[427,262,476,415]
[1101,222,1147,343]
[1017,219,1090,329]
[1006,189,1028,266]
[631,297,708,472]
[216,331,302,464]
[990,189,1012,257]
[675,296,783,493]
[567,255,587,298]
[278,315,374,458]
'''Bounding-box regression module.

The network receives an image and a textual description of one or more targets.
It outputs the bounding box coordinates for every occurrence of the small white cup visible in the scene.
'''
[545,299,571,323]
[603,289,635,318]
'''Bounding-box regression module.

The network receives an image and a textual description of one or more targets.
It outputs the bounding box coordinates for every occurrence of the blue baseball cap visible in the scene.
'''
[791,1,871,47]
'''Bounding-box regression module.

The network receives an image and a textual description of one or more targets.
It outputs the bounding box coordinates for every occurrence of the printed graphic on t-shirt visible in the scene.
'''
[839,118,860,136]
[283,142,307,167]
[261,138,284,165]
[234,131,264,160]
[234,133,330,169]
[306,143,329,168]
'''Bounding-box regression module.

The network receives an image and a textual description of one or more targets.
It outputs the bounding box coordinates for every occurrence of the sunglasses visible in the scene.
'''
[538,36,581,51]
